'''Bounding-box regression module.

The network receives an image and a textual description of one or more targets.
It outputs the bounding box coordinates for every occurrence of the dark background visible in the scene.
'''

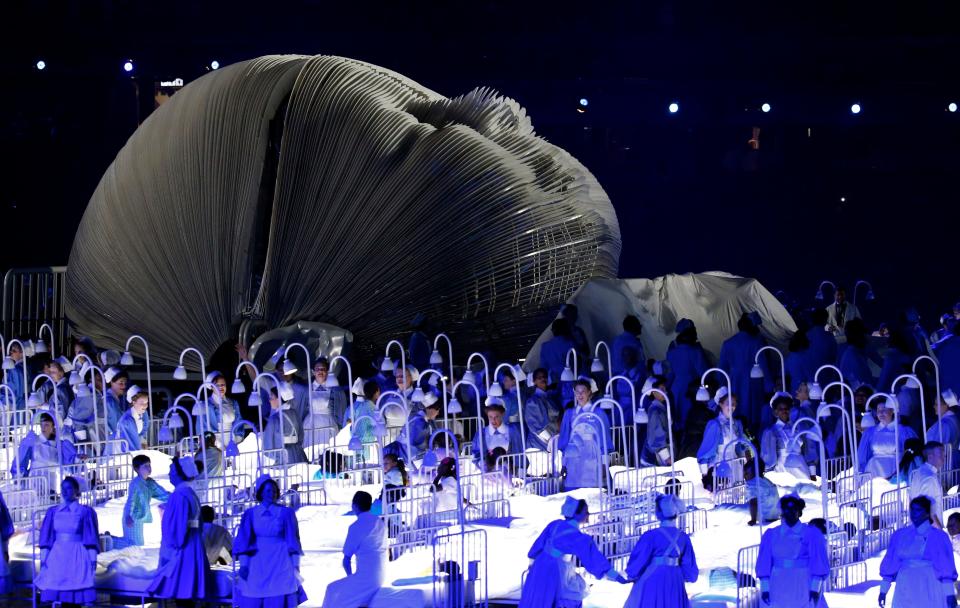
[2,1,958,334]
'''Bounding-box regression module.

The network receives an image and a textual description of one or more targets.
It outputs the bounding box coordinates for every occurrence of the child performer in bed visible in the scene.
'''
[34,476,100,608]
[117,454,170,547]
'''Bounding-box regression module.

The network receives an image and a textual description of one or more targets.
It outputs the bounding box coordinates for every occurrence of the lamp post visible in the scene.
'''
[822,381,858,461]
[175,347,209,407]
[814,280,837,302]
[853,280,875,307]
[891,374,925,441]
[419,368,453,452]
[466,352,491,393]
[432,333,455,387]
[452,379,484,464]
[752,346,785,392]
[593,341,612,377]
[123,334,154,425]
[382,340,407,386]
[326,355,355,422]
[816,402,857,477]
[698,368,734,438]
[809,365,846,403]
[788,420,828,519]
[172,393,208,485]
[283,342,311,385]
[640,387,676,480]
[377,398,414,472]
[228,419,262,475]
[913,356,943,444]
[590,396,630,469]
[38,323,56,357]
[563,348,580,382]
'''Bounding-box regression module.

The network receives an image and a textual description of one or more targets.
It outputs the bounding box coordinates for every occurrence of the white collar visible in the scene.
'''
[487,424,507,434]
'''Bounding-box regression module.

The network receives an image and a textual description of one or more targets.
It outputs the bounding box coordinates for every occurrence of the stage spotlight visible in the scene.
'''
[668,102,679,114]
[850,103,861,114]
[949,102,958,113]
[761,103,771,113]
[578,98,588,107]
[123,60,135,73]
[211,60,220,70]
[36,60,46,71]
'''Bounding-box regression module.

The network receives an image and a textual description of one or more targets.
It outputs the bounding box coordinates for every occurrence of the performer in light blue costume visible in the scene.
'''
[386,392,441,462]
[524,368,558,451]
[117,454,170,547]
[540,318,576,384]
[471,401,524,467]
[719,311,771,432]
[103,366,128,437]
[108,386,150,454]
[641,375,674,466]
[612,315,646,380]
[858,397,917,479]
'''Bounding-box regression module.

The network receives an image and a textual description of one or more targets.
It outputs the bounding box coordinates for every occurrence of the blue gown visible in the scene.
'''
[558,406,613,490]
[785,351,815,393]
[880,521,958,608]
[719,331,771,430]
[934,335,960,396]
[857,423,918,478]
[624,524,698,608]
[611,331,645,377]
[65,387,101,443]
[524,388,557,451]
[927,412,960,453]
[666,344,708,427]
[387,411,436,462]
[234,503,307,607]
[104,391,124,436]
[147,482,209,599]
[642,400,672,466]
[519,518,613,608]
[108,410,149,454]
[264,407,307,465]
[12,433,78,477]
[471,423,524,467]
[41,379,73,420]
[194,397,222,435]
[3,361,26,409]
[760,420,812,478]
[805,326,838,371]
[540,336,576,383]
[756,521,829,608]
[838,346,874,392]
[696,414,746,471]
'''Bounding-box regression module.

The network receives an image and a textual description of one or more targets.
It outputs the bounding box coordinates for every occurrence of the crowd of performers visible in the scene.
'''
[0,291,959,606]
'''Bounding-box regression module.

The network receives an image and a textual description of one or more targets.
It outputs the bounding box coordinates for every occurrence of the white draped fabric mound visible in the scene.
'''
[65,55,621,364]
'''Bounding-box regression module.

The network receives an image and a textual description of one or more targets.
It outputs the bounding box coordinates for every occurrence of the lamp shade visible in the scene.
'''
[380,358,395,372]
[27,392,43,408]
[861,411,876,428]
[463,370,476,385]
[35,340,48,354]
[75,383,91,398]
[168,415,184,429]
[248,391,262,408]
[282,359,298,375]
[695,386,710,402]
[447,398,463,414]
[429,350,443,365]
[590,358,604,373]
[1,357,14,371]
[514,366,526,382]
[348,434,363,451]
[636,407,649,424]
[487,382,503,398]
[231,378,246,394]
[905,376,921,390]
[373,422,387,438]
[560,367,575,382]
[68,371,82,386]
[158,426,173,443]
[809,383,823,401]
[410,387,426,403]
[173,365,187,380]
[120,351,134,366]
[324,374,340,388]
[815,290,824,300]
[750,364,764,379]
[866,290,875,301]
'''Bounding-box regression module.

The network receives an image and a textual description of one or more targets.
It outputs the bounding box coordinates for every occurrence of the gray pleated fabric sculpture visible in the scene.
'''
[66,55,621,365]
